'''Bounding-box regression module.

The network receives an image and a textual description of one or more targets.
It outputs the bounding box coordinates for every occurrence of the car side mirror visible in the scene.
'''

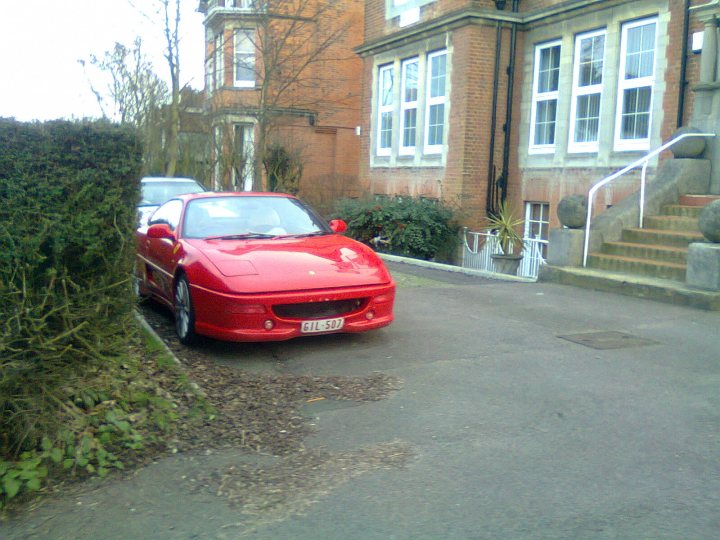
[147,223,176,241]
[328,219,348,234]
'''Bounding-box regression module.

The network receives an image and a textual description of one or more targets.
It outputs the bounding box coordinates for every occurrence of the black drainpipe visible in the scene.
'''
[677,0,691,128]
[486,19,503,217]
[499,0,519,207]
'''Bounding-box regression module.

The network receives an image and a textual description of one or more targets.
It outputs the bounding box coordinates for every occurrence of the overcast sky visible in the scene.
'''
[0,0,205,121]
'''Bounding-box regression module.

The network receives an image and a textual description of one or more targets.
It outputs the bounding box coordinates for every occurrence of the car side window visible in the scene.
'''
[148,199,183,230]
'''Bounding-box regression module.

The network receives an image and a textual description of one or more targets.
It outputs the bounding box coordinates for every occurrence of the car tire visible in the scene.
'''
[174,274,198,345]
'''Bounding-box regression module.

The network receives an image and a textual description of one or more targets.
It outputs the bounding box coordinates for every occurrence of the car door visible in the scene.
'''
[143,199,184,301]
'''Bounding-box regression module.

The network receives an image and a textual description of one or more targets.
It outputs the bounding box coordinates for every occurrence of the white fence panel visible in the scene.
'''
[461,229,546,280]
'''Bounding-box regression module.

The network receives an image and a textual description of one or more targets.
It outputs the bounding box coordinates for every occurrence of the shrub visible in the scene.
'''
[0,119,142,461]
[263,143,302,195]
[334,197,459,262]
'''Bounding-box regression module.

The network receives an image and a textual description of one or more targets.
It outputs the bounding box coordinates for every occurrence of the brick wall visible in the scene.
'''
[201,0,364,202]
[359,0,705,230]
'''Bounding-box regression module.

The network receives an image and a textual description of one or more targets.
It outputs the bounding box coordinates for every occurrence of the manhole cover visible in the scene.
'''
[557,331,658,350]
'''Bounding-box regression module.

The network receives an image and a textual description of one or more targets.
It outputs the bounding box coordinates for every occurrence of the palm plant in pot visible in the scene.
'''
[486,201,525,275]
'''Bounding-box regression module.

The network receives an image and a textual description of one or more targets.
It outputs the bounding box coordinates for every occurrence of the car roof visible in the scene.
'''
[141,176,201,184]
[179,191,297,202]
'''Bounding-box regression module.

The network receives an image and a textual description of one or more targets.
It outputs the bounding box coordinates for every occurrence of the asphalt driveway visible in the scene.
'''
[4,260,720,539]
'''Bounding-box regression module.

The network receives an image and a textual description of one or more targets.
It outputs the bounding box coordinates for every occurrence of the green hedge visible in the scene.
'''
[334,197,459,262]
[0,119,142,459]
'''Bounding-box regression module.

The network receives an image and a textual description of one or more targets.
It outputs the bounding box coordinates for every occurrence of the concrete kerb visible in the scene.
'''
[134,311,179,364]
[378,253,535,282]
[134,310,206,397]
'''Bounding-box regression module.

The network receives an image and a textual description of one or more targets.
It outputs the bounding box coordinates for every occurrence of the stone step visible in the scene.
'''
[621,227,704,248]
[662,204,704,218]
[539,265,720,310]
[587,253,686,281]
[678,194,720,207]
[601,241,688,264]
[643,215,699,232]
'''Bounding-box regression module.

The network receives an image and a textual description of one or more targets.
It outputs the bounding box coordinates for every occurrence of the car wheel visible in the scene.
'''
[174,274,197,345]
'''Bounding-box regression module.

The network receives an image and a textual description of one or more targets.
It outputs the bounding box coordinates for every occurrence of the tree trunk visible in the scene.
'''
[165,83,179,177]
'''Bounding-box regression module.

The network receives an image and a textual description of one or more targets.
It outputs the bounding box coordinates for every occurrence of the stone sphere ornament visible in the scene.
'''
[698,199,720,243]
[670,127,706,158]
[557,194,588,229]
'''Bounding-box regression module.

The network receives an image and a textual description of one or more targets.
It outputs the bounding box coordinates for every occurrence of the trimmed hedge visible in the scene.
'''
[334,197,459,262]
[0,119,142,458]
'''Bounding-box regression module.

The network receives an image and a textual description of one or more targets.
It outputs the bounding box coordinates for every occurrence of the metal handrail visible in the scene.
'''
[582,132,715,267]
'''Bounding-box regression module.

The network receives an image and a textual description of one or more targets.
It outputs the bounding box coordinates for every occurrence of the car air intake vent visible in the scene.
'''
[274,298,366,319]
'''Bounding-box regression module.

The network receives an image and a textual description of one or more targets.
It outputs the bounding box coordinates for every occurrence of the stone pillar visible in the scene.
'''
[700,17,718,84]
[547,228,585,267]
[688,200,720,290]
[690,5,720,194]
[687,243,720,290]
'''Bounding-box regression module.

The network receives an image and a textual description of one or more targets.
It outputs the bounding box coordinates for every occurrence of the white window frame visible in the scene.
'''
[377,64,394,157]
[214,33,224,90]
[234,28,255,88]
[232,123,254,191]
[524,201,550,258]
[399,57,419,155]
[424,50,447,155]
[529,40,561,155]
[614,17,657,152]
[568,29,606,153]
[206,38,215,94]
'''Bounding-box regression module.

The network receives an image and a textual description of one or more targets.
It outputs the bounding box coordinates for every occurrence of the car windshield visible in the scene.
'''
[182,196,330,240]
[140,180,205,206]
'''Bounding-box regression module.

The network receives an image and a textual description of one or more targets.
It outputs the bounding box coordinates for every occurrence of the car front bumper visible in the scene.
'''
[189,282,395,342]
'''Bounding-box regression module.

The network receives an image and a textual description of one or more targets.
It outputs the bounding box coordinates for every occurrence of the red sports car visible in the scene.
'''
[135,192,395,344]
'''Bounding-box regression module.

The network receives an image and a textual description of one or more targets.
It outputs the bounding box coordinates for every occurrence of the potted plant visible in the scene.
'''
[486,201,525,275]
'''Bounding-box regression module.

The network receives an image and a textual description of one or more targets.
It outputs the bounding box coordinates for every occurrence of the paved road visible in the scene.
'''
[4,260,720,539]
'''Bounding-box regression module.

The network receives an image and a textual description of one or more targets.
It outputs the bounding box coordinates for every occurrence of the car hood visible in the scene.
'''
[186,235,391,293]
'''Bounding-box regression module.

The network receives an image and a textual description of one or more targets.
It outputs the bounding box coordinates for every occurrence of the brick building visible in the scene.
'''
[356,0,713,249]
[197,0,365,213]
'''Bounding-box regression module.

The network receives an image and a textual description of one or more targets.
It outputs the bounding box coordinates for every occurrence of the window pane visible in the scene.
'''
[235,30,254,83]
[380,112,393,149]
[430,54,446,98]
[534,100,557,145]
[574,93,601,143]
[403,61,418,102]
[579,35,604,86]
[625,23,655,79]
[381,68,393,106]
[235,55,254,82]
[427,104,444,145]
[538,45,560,92]
[403,109,417,147]
[621,87,651,139]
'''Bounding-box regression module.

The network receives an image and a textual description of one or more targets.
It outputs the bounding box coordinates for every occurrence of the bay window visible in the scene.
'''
[374,48,448,162]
